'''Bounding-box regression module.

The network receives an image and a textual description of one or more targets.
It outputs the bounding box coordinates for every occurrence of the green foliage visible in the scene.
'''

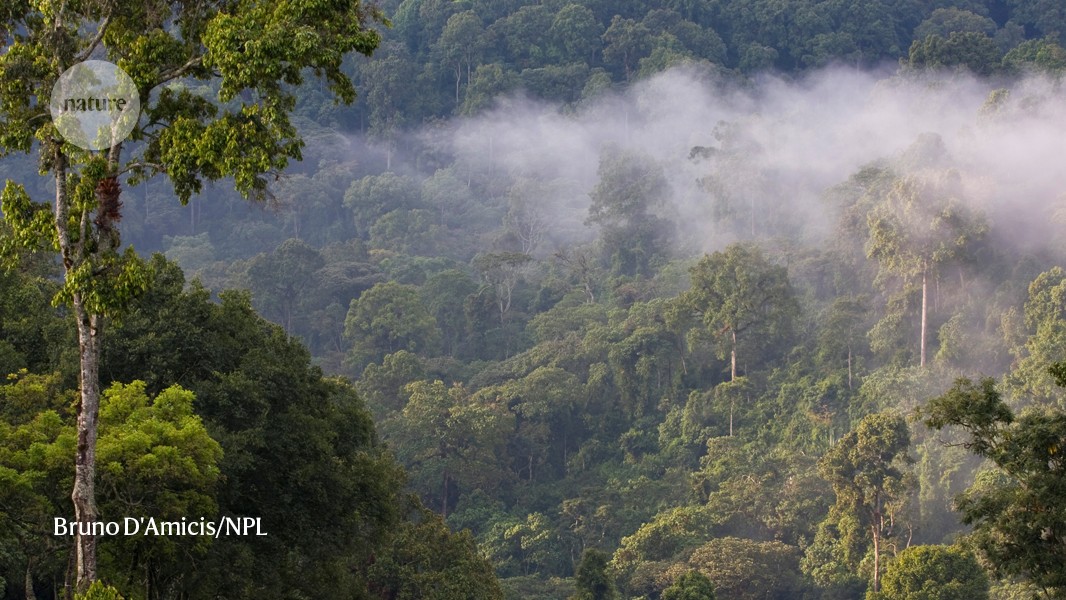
[95,256,410,598]
[368,500,504,600]
[907,32,1003,75]
[75,581,125,600]
[922,377,1066,597]
[571,548,618,600]
[684,537,805,600]
[96,381,222,593]
[813,412,914,593]
[1006,268,1066,408]
[383,380,513,516]
[661,570,716,600]
[0,372,75,593]
[344,281,440,372]
[246,238,325,335]
[871,545,989,600]
[345,172,424,237]
[587,146,674,278]
[683,243,798,381]
[1002,38,1066,72]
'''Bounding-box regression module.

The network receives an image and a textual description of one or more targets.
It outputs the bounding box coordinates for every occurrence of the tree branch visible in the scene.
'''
[74,14,111,63]
[156,55,205,86]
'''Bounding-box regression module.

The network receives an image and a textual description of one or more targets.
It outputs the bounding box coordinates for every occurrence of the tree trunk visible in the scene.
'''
[52,150,99,593]
[730,329,737,382]
[25,560,36,600]
[71,304,102,594]
[728,396,734,437]
[454,63,461,104]
[56,140,124,594]
[847,344,853,390]
[920,270,927,368]
[871,522,881,593]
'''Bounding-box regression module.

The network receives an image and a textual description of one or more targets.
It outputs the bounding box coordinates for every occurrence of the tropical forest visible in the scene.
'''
[1,0,1065,599]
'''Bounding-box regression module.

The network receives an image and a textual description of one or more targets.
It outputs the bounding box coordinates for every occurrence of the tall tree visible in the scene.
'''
[434,10,487,106]
[0,1,383,590]
[586,146,674,278]
[1006,268,1066,409]
[683,243,798,382]
[864,149,986,368]
[816,412,913,594]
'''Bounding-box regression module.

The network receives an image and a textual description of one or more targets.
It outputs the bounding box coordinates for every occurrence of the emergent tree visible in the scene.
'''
[0,1,383,591]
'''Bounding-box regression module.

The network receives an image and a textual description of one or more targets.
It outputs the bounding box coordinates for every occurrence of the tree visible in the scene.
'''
[247,238,325,336]
[871,545,989,600]
[922,376,1066,597]
[684,537,804,600]
[494,366,581,483]
[683,243,798,382]
[358,43,419,169]
[383,380,512,518]
[344,172,424,238]
[913,9,997,40]
[367,499,504,600]
[434,11,488,106]
[906,32,1002,75]
[0,373,76,600]
[94,381,222,599]
[0,1,383,590]
[1002,38,1066,73]
[571,548,617,600]
[550,5,604,64]
[0,374,222,600]
[472,252,533,326]
[1006,268,1066,409]
[817,412,914,594]
[97,256,406,598]
[586,146,674,278]
[602,16,652,80]
[864,150,987,368]
[344,281,439,372]
[662,570,717,600]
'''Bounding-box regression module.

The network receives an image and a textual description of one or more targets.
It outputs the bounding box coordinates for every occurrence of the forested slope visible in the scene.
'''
[2,1,1066,599]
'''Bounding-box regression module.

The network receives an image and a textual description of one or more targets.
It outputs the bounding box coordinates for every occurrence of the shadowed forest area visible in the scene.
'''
[2,0,1066,599]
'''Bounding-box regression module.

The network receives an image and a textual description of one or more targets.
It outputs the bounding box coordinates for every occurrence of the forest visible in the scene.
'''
[1,0,1066,599]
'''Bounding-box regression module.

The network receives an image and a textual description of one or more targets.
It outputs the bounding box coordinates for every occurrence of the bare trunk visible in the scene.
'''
[920,270,927,368]
[730,329,737,382]
[57,138,123,593]
[847,344,853,390]
[53,150,99,593]
[728,396,734,437]
[872,522,881,592]
[454,63,461,104]
[72,284,102,593]
[25,561,36,600]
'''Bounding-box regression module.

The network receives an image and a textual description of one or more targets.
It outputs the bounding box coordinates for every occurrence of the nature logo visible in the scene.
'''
[49,59,139,150]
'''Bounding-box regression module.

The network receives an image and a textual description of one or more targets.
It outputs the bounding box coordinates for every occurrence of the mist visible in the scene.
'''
[380,66,1066,258]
